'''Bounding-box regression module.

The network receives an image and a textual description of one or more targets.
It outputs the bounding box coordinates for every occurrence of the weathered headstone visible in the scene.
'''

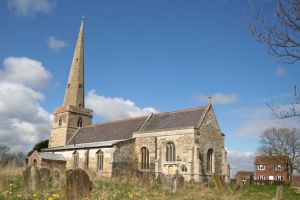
[66,168,93,200]
[23,165,42,191]
[159,171,184,193]
[213,174,223,192]
[275,186,283,200]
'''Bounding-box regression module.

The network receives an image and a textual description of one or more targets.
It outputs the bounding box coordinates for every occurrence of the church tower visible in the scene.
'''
[49,18,93,148]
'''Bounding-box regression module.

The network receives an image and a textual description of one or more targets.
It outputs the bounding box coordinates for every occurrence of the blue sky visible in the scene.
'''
[0,0,299,174]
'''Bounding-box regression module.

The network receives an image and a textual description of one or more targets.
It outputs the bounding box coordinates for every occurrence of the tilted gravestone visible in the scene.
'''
[23,165,42,191]
[66,168,93,200]
[213,173,223,193]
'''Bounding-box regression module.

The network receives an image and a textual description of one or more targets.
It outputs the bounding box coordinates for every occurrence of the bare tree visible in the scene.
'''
[267,86,300,119]
[247,0,300,64]
[258,127,300,180]
[0,144,26,167]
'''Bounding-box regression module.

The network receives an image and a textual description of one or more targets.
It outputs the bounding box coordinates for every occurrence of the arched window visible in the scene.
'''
[77,117,83,127]
[207,148,214,173]
[58,116,62,127]
[96,150,104,171]
[181,164,187,172]
[166,142,176,162]
[73,151,79,168]
[141,147,149,170]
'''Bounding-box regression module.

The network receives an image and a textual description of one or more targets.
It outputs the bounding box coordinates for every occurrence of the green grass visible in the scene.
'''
[1,174,300,200]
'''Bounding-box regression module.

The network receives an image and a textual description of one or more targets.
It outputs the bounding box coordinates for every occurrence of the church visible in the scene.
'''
[28,19,230,182]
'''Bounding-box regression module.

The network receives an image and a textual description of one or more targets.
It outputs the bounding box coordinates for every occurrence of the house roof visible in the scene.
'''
[141,106,207,132]
[254,155,289,164]
[39,152,66,161]
[66,106,208,145]
[235,171,254,177]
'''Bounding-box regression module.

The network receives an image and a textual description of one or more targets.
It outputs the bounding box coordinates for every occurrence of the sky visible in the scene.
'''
[0,0,299,176]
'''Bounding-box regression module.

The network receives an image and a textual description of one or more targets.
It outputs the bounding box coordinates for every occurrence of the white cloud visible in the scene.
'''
[0,57,52,152]
[275,68,285,76]
[47,36,67,51]
[227,150,255,177]
[86,90,158,121]
[229,104,300,136]
[8,0,56,17]
[194,93,239,104]
[0,57,52,88]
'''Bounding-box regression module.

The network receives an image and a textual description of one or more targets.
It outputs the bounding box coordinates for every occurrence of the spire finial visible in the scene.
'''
[208,96,212,104]
[81,16,85,21]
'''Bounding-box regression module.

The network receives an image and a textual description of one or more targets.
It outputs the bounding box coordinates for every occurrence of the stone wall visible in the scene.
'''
[134,128,195,181]
[196,106,225,180]
[112,140,136,175]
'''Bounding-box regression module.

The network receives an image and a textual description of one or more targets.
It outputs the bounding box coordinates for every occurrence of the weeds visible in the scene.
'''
[0,166,300,200]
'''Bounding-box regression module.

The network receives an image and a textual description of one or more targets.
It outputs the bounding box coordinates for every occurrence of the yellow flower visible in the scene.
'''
[48,198,53,200]
[52,193,60,199]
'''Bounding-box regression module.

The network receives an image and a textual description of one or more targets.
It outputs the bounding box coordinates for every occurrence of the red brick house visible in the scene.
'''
[254,155,289,184]
[235,171,254,184]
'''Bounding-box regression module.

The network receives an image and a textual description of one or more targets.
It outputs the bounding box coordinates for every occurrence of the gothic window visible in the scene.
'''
[166,142,176,162]
[207,148,214,173]
[58,116,62,127]
[79,84,82,88]
[96,150,104,171]
[73,151,79,168]
[141,147,149,170]
[181,164,187,172]
[77,117,83,127]
[67,83,70,88]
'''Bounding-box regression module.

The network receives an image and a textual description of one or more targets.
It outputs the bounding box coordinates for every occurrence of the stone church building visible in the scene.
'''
[30,19,230,182]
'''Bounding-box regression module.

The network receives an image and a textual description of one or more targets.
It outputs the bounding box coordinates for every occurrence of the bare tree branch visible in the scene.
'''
[247,0,300,64]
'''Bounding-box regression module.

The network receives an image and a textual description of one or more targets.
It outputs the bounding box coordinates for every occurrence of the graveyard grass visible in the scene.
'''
[1,166,300,200]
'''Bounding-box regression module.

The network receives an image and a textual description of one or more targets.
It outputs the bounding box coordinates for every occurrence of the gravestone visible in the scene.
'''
[66,169,93,200]
[159,171,184,193]
[23,165,42,191]
[275,186,283,200]
[213,174,223,192]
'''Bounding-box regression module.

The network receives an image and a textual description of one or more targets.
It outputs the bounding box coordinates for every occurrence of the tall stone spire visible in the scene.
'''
[63,17,85,107]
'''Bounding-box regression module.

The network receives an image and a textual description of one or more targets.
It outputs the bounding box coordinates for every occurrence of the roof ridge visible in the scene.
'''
[82,115,148,129]
[153,105,207,116]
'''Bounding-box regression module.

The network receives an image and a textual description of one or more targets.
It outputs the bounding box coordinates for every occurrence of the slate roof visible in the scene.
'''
[40,152,66,161]
[67,116,148,145]
[141,107,206,132]
[66,106,208,145]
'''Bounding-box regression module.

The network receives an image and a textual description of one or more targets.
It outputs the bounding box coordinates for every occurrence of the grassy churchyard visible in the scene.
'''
[0,165,300,200]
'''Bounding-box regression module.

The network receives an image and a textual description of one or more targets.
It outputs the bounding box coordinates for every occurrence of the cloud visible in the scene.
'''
[0,57,52,152]
[275,68,285,77]
[0,57,52,88]
[227,149,255,177]
[47,36,67,51]
[8,0,56,17]
[229,104,300,136]
[86,90,158,121]
[193,93,239,104]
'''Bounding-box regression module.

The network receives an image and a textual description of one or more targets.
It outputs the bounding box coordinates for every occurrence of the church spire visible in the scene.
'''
[63,17,85,107]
